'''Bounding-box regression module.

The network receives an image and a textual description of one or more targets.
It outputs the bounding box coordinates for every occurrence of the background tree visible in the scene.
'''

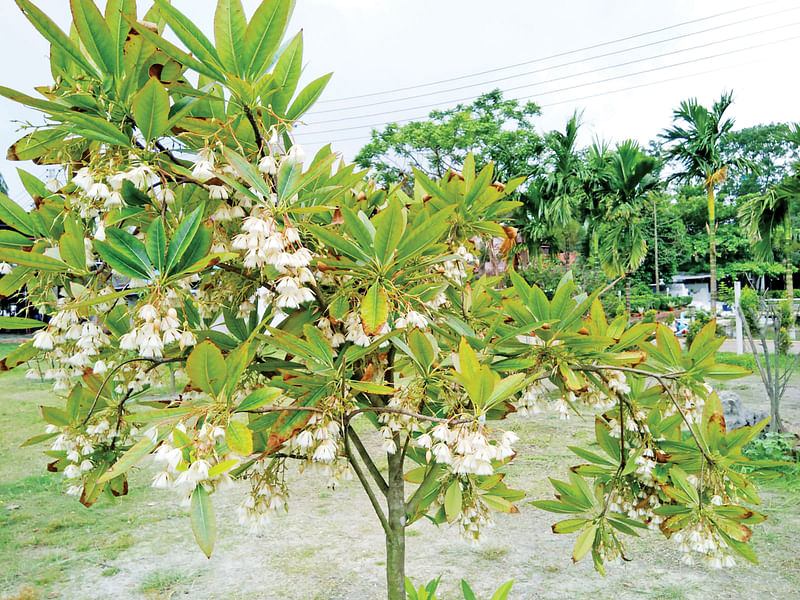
[519,112,584,255]
[719,123,798,196]
[355,89,544,186]
[661,92,752,314]
[596,140,660,311]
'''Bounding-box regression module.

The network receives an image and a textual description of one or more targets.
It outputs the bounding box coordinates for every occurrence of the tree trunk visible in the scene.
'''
[707,184,717,314]
[786,225,795,339]
[385,449,406,600]
[653,199,660,295]
[625,277,631,315]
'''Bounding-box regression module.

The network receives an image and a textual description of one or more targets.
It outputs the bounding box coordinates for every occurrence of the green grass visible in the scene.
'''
[716,351,799,373]
[1,342,800,599]
[140,568,192,599]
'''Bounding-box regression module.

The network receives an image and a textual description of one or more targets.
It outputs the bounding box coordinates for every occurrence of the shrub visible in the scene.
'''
[686,311,725,347]
[740,287,760,332]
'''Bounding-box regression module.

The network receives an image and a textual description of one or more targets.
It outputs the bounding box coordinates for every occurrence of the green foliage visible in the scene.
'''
[740,287,760,332]
[686,311,724,347]
[404,578,513,600]
[742,432,798,465]
[355,89,544,186]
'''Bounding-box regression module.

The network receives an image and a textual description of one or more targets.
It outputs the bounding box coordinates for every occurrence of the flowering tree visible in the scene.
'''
[0,1,773,598]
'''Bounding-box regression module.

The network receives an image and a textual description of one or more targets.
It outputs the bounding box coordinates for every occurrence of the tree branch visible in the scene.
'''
[347,425,388,496]
[344,426,391,537]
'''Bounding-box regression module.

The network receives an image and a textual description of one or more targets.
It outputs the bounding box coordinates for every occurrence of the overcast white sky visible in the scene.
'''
[1,0,798,207]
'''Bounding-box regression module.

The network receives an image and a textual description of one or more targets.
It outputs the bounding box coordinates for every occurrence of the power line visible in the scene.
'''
[305,20,800,127]
[298,36,797,146]
[297,31,800,138]
[314,0,788,104]
[306,4,800,116]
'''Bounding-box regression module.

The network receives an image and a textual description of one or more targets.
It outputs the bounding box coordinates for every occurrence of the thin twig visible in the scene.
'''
[81,357,185,426]
[656,377,711,463]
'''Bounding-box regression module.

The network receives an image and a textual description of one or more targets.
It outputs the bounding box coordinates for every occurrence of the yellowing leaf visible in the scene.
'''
[360,282,389,335]
[225,420,253,456]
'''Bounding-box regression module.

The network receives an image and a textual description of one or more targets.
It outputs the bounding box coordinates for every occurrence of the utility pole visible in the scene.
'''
[654,198,660,295]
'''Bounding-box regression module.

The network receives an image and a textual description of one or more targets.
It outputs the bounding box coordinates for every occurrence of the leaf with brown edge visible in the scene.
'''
[360,281,389,335]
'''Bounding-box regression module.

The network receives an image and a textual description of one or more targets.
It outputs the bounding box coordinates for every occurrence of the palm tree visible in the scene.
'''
[580,140,612,280]
[520,112,584,257]
[660,92,752,313]
[597,141,660,312]
[739,168,798,304]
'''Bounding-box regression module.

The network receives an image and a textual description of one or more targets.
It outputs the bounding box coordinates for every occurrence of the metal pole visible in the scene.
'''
[734,280,743,355]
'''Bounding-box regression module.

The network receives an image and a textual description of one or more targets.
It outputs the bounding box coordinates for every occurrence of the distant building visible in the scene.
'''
[665,272,714,311]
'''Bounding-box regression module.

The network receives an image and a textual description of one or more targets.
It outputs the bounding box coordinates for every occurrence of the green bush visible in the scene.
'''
[686,311,724,347]
[642,309,658,323]
[740,287,760,332]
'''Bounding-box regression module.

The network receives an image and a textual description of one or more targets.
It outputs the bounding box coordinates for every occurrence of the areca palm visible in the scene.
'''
[520,112,584,255]
[739,168,799,302]
[661,92,752,313]
[597,141,660,312]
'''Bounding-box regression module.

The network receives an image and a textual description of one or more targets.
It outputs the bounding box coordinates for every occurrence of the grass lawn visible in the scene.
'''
[1,344,799,600]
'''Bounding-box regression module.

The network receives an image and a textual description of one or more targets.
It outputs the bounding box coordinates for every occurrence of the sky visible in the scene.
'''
[0,0,798,207]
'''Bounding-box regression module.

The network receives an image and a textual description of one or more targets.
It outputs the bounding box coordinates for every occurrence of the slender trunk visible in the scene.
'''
[707,184,717,314]
[385,448,406,600]
[653,199,660,295]
[591,231,600,284]
[625,277,631,315]
[786,224,795,339]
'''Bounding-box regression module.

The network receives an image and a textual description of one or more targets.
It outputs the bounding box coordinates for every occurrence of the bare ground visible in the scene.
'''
[2,373,799,600]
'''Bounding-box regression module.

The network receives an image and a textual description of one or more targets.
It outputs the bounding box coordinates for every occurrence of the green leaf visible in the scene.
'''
[360,282,389,335]
[0,192,37,236]
[225,420,253,455]
[6,128,68,162]
[146,218,167,274]
[347,380,396,395]
[244,0,291,78]
[0,316,46,330]
[97,436,156,483]
[461,581,477,600]
[444,479,462,522]
[489,581,514,600]
[59,113,131,147]
[186,340,227,397]
[133,77,170,141]
[104,228,154,279]
[126,15,225,82]
[214,0,247,77]
[105,0,135,80]
[190,484,216,558]
[59,233,86,271]
[552,518,589,534]
[270,31,303,112]
[572,524,597,563]
[154,0,223,71]
[235,387,282,412]
[14,0,98,77]
[287,72,333,121]
[407,328,435,371]
[38,405,71,427]
[70,0,115,75]
[0,247,70,272]
[705,362,752,380]
[371,197,405,266]
[165,205,204,276]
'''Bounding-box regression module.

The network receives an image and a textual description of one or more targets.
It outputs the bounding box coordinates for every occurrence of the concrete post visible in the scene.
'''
[734,281,743,355]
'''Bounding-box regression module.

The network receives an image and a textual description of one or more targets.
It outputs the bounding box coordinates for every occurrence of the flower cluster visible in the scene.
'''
[119,304,195,358]
[416,423,518,476]
[673,520,736,568]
